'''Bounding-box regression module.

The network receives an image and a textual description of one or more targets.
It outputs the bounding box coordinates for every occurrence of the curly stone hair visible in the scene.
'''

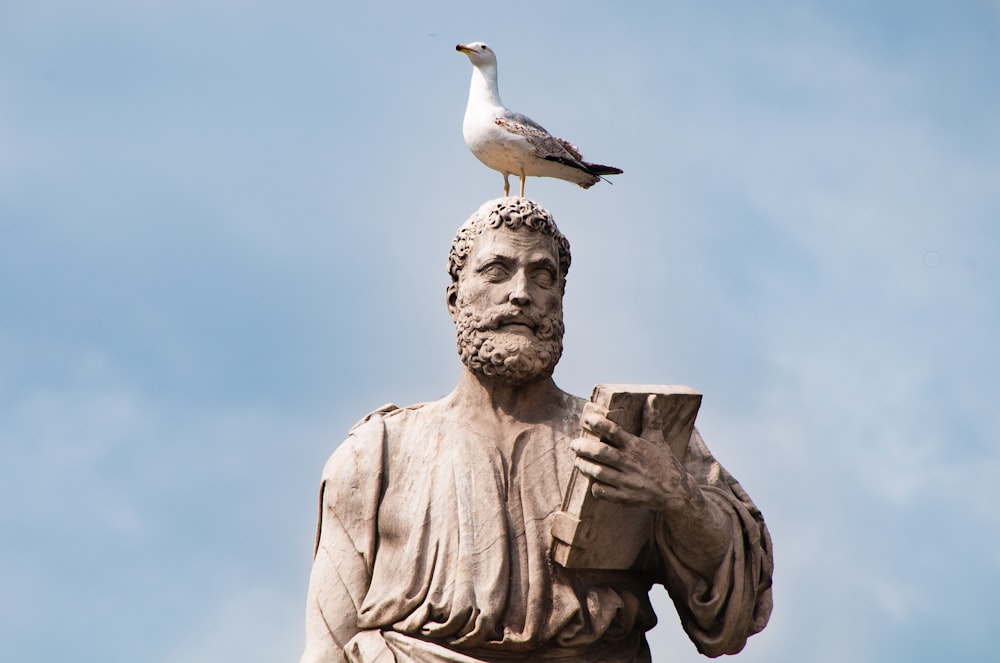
[447,198,572,286]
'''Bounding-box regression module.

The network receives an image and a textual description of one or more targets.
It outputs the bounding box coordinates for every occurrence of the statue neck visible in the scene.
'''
[447,367,564,426]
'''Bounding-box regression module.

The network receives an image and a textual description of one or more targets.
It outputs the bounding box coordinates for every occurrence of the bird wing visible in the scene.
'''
[502,109,548,133]
[495,115,589,168]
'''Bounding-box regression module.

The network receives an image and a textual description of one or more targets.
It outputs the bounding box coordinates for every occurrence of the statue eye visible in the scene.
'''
[532,267,556,288]
[480,262,510,281]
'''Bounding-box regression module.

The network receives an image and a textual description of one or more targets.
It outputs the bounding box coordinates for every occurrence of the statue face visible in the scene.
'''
[449,226,565,384]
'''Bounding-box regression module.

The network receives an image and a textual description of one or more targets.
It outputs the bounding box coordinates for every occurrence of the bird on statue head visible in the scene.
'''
[456,41,622,198]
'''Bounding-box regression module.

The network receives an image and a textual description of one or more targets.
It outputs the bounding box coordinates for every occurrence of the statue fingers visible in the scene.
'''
[590,481,629,503]
[573,456,624,487]
[581,408,638,449]
[590,480,656,507]
[570,437,623,468]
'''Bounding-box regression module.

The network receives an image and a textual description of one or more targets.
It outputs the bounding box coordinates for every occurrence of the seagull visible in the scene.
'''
[456,41,622,197]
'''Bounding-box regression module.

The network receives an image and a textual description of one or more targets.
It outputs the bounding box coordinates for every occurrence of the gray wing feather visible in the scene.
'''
[495,116,585,165]
[500,108,548,132]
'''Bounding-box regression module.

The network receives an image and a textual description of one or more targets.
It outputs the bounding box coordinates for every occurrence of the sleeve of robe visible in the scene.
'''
[300,413,388,663]
[653,428,774,657]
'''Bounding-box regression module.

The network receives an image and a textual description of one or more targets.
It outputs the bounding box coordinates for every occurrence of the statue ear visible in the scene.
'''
[446,283,459,318]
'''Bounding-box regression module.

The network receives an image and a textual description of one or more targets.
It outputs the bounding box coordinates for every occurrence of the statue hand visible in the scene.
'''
[570,400,702,514]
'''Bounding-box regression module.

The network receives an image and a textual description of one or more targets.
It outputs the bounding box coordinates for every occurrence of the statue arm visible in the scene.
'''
[301,418,387,663]
[571,413,772,656]
[653,429,773,657]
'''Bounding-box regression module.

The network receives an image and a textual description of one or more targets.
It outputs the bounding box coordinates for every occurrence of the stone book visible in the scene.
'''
[551,384,702,569]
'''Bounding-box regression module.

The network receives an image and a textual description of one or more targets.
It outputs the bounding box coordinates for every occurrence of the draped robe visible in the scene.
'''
[301,394,772,662]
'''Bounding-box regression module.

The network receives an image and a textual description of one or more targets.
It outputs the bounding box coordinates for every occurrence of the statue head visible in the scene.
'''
[447,197,572,287]
[447,198,571,385]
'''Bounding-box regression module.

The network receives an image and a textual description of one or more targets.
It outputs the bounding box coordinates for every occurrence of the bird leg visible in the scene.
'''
[519,173,526,197]
[503,174,510,197]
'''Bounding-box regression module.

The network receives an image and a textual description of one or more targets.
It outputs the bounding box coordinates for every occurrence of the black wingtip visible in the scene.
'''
[584,163,623,176]
[543,155,622,187]
[544,156,622,177]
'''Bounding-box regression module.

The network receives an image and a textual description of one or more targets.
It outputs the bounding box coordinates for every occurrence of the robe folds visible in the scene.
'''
[301,396,772,663]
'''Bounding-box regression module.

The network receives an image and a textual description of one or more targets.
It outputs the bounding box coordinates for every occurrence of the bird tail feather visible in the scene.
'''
[542,155,622,187]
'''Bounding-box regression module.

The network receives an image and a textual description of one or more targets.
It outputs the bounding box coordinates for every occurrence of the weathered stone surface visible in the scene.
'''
[551,384,702,570]
[300,198,772,662]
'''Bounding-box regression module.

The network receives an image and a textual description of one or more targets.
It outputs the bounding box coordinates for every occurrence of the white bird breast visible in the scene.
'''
[463,116,533,175]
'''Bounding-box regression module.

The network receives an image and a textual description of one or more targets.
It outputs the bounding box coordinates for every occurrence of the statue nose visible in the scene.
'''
[508,272,532,307]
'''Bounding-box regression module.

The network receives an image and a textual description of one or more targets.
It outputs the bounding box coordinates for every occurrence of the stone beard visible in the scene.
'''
[453,293,565,385]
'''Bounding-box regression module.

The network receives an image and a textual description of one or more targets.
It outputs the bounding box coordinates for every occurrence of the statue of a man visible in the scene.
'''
[300,198,772,663]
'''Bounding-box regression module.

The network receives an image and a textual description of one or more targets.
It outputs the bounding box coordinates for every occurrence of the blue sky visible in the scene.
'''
[1,1,998,661]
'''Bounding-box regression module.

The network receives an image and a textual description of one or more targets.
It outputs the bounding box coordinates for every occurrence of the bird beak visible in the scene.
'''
[455,44,473,54]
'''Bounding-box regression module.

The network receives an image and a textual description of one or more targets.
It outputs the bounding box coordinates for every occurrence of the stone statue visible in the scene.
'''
[300,198,772,663]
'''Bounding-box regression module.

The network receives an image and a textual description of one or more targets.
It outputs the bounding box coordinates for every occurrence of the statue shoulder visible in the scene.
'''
[322,402,431,480]
[321,403,414,484]
[340,402,439,453]
[347,403,402,433]
[347,401,434,433]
